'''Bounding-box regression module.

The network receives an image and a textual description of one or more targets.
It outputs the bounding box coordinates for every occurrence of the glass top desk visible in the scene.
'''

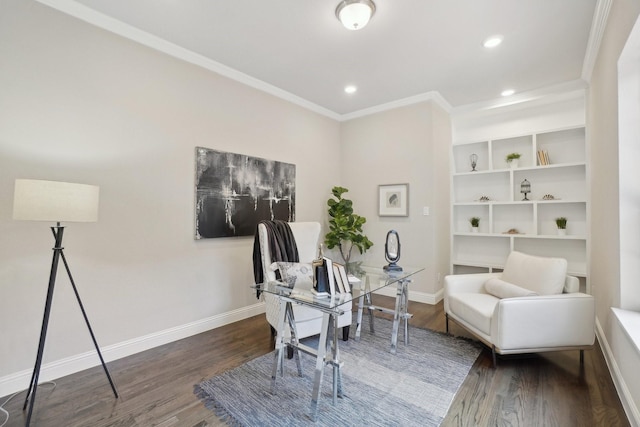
[253,266,423,421]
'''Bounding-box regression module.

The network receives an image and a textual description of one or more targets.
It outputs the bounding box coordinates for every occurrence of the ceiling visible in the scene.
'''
[38,0,599,118]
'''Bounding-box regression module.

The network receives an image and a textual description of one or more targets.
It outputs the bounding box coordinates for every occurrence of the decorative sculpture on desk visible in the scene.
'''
[383,230,403,272]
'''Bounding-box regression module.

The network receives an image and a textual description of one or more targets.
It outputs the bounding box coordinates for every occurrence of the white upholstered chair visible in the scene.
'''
[257,221,352,343]
[444,251,595,366]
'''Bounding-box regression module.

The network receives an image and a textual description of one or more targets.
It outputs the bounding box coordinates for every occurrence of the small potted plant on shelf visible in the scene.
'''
[555,217,567,236]
[506,152,521,168]
[470,217,480,233]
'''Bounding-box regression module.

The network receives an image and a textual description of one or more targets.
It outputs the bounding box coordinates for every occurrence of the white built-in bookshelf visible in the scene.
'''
[450,126,588,289]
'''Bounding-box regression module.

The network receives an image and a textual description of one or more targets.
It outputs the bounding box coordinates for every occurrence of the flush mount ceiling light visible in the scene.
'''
[501,89,515,97]
[336,0,376,31]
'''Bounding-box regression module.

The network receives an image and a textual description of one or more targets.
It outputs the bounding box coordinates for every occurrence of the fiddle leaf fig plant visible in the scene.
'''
[324,186,373,266]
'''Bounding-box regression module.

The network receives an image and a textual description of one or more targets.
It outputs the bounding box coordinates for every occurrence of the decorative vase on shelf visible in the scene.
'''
[557,228,566,236]
[472,226,479,233]
[510,159,519,169]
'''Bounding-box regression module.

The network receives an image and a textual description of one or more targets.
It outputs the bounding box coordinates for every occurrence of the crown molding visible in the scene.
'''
[339,91,453,122]
[33,0,596,124]
[451,79,588,118]
[582,0,613,82]
[34,0,453,122]
[34,0,342,121]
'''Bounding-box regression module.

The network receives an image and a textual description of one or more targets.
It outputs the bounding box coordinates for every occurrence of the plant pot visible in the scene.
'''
[509,159,519,169]
[471,226,479,233]
[557,228,566,236]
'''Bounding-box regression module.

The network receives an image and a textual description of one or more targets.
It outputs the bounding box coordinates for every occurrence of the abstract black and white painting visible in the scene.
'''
[195,147,296,239]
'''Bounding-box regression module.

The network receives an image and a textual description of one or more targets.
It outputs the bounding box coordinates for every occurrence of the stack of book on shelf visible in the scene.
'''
[537,150,551,165]
[311,256,351,297]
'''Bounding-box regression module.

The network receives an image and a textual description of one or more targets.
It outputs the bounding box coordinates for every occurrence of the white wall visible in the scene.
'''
[0,0,341,393]
[339,102,452,301]
[588,0,640,423]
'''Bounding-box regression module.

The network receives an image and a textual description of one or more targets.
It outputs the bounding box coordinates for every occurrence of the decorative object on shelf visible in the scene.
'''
[503,228,523,234]
[335,0,376,31]
[537,150,551,165]
[383,230,403,271]
[542,194,556,200]
[556,217,567,236]
[506,152,521,168]
[470,217,480,232]
[378,183,409,217]
[325,186,373,269]
[477,195,490,202]
[470,153,478,172]
[520,178,531,201]
[12,179,118,426]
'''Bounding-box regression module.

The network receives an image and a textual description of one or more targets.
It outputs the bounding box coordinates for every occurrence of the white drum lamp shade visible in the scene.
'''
[13,179,99,223]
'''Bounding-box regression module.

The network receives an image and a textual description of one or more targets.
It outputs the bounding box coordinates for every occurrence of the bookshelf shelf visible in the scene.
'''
[451,125,588,284]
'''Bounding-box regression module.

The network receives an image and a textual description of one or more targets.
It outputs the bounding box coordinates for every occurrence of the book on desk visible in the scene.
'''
[311,257,351,298]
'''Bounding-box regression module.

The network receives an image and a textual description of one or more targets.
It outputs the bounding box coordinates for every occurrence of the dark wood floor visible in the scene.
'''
[1,297,630,426]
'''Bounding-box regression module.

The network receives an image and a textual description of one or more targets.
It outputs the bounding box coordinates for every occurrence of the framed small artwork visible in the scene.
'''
[378,183,409,217]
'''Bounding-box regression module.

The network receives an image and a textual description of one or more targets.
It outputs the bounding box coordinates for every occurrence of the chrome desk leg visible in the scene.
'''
[310,312,331,422]
[330,313,344,405]
[390,281,403,354]
[271,298,287,392]
[285,302,303,376]
[355,290,364,341]
[366,292,375,333]
[355,274,374,340]
[402,280,410,346]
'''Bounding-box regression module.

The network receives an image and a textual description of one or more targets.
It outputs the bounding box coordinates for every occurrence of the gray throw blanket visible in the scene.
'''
[252,220,299,298]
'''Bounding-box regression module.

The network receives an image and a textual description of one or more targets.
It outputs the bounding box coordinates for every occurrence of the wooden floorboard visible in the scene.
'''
[1,297,630,426]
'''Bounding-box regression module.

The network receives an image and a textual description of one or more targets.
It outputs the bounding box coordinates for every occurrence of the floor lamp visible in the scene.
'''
[13,179,118,427]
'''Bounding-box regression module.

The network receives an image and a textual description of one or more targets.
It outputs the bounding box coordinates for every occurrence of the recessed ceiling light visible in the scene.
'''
[344,85,357,94]
[501,89,515,97]
[483,35,503,48]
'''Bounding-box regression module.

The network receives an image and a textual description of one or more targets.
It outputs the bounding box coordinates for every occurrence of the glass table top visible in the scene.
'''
[253,265,424,312]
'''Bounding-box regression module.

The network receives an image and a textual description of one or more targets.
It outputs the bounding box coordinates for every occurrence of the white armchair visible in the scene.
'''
[444,251,595,366]
[257,221,352,344]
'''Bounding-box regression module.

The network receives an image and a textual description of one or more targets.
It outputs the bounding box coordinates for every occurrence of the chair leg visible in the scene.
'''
[342,326,350,341]
[445,313,449,334]
[580,349,584,365]
[492,345,497,368]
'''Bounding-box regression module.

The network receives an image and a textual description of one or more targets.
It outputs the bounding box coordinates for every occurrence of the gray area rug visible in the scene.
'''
[195,316,481,426]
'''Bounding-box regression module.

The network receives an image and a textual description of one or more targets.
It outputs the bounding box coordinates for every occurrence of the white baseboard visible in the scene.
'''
[595,316,640,427]
[0,302,266,397]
